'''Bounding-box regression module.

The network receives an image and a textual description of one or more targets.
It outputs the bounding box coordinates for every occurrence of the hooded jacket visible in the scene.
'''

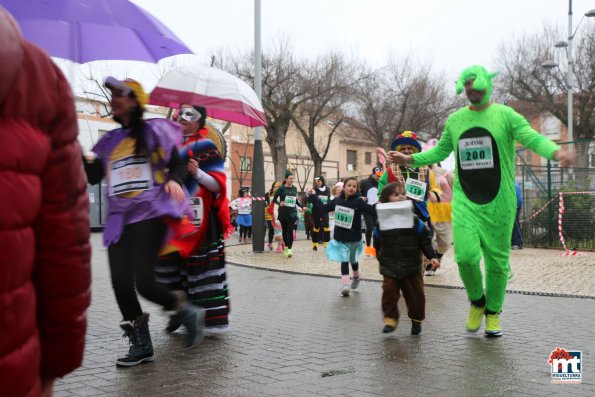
[0,8,91,396]
[309,191,375,242]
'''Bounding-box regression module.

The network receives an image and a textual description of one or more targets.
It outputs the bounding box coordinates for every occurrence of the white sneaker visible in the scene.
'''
[341,284,350,297]
[424,269,435,276]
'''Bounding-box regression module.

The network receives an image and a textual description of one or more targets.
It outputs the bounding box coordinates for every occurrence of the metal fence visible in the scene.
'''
[517,141,595,251]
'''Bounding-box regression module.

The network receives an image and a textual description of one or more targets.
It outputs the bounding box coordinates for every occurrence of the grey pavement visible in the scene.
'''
[54,233,595,396]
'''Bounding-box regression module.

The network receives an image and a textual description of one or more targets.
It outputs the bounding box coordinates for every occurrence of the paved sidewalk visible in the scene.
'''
[54,234,595,396]
[226,239,595,298]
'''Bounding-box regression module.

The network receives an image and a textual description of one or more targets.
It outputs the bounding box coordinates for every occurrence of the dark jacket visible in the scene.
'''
[309,191,375,242]
[273,185,302,221]
[0,10,91,396]
[359,175,378,198]
[377,216,437,279]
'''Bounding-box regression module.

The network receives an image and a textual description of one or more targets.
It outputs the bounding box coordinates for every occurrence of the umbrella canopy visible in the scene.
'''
[150,66,267,127]
[1,0,192,63]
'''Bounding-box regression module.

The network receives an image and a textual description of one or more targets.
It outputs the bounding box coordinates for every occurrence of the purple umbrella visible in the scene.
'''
[1,0,192,63]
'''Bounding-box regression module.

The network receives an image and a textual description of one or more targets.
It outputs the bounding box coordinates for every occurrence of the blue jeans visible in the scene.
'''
[511,208,523,247]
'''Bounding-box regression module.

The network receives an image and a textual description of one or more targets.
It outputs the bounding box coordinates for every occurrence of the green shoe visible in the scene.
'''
[283,247,289,257]
[466,304,485,332]
[485,313,502,337]
[287,248,293,258]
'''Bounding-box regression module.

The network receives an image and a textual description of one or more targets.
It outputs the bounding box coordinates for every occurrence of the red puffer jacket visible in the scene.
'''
[0,8,91,397]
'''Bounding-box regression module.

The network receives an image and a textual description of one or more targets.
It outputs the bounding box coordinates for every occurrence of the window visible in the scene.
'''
[365,152,372,165]
[346,150,357,171]
[240,156,252,171]
[541,113,561,140]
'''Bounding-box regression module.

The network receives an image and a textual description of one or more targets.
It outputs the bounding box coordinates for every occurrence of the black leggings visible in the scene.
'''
[267,220,275,244]
[239,225,251,239]
[108,217,177,321]
[281,218,296,248]
[363,213,374,246]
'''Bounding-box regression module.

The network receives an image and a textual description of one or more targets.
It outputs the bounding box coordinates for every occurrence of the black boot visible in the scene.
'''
[177,303,206,349]
[116,313,154,367]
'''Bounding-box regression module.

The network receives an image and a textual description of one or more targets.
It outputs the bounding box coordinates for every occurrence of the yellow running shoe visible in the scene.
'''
[466,305,485,332]
[485,313,502,337]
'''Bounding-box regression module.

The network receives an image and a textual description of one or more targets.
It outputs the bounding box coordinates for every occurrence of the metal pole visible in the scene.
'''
[251,0,265,252]
[547,160,553,247]
[567,0,574,177]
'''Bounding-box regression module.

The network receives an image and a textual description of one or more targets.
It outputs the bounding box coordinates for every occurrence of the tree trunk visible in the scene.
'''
[265,116,291,182]
[573,140,591,189]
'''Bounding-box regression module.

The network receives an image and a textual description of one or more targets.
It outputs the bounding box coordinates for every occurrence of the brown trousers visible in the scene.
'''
[381,273,425,322]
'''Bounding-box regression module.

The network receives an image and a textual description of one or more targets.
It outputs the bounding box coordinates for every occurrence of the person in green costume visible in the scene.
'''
[381,65,574,337]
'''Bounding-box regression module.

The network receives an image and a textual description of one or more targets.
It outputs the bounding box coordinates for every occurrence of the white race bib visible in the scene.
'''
[405,178,427,201]
[109,155,152,196]
[376,200,414,231]
[458,137,494,170]
[190,197,203,226]
[334,205,355,229]
[320,196,329,204]
[284,195,297,208]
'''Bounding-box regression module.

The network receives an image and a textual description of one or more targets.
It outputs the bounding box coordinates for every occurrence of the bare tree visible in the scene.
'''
[287,138,315,192]
[228,130,254,191]
[353,58,456,149]
[223,40,320,182]
[291,53,366,177]
[497,22,595,169]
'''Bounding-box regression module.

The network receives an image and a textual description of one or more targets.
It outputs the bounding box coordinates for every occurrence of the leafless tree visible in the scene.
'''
[353,57,457,149]
[497,22,595,169]
[287,138,315,192]
[291,53,367,177]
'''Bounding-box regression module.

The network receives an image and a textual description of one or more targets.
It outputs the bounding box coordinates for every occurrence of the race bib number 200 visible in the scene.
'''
[458,137,494,170]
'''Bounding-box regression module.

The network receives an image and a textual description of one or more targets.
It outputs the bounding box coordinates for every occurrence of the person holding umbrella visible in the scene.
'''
[158,104,234,335]
[84,79,205,366]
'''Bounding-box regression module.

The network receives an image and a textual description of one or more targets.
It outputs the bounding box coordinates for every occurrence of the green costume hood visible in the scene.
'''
[455,65,498,106]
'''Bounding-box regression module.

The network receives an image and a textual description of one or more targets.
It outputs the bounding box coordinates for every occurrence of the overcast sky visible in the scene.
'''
[130,0,595,79]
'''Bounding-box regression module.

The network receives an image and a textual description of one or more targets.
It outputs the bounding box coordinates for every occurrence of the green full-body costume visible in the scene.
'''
[411,66,559,313]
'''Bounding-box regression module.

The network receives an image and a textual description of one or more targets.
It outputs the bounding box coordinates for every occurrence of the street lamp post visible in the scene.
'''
[251,0,265,252]
[542,2,595,173]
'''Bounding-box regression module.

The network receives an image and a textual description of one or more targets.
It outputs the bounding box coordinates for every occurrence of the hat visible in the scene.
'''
[390,131,422,152]
[372,166,381,174]
[285,170,293,179]
[104,76,148,109]
[314,175,326,185]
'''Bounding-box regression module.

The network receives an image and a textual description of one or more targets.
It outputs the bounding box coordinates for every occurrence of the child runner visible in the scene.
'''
[308,177,376,296]
[376,182,440,335]
[265,181,282,250]
[311,175,331,250]
[230,189,252,243]
[273,171,303,258]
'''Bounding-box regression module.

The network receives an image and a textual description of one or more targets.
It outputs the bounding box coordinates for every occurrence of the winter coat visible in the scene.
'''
[309,191,375,242]
[0,9,91,397]
[377,216,437,279]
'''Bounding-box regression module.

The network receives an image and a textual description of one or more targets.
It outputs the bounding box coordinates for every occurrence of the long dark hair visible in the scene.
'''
[129,105,147,155]
[379,182,405,203]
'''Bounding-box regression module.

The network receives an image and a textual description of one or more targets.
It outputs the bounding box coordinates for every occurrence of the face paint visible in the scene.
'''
[179,107,201,123]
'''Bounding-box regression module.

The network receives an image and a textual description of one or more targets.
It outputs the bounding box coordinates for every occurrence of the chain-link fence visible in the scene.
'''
[517,140,595,251]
